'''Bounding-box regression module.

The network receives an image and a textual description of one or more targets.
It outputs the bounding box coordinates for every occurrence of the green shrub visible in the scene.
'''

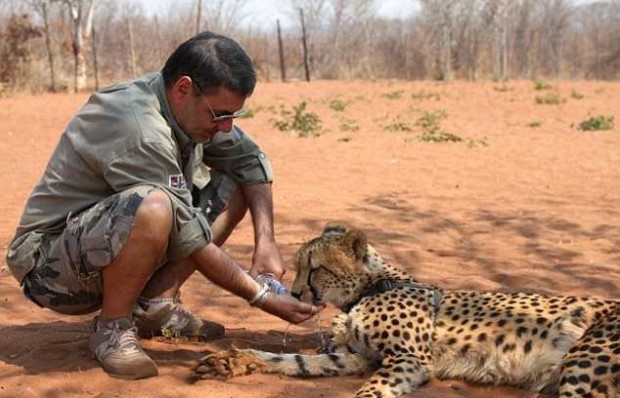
[271,101,322,137]
[570,90,584,100]
[415,110,447,132]
[533,80,552,90]
[578,115,614,131]
[415,110,462,143]
[494,85,512,92]
[383,90,404,100]
[535,92,564,105]
[385,121,412,132]
[419,131,463,143]
[339,118,359,132]
[411,90,441,100]
[527,120,543,128]
[239,108,256,119]
[329,99,347,112]
[467,138,489,148]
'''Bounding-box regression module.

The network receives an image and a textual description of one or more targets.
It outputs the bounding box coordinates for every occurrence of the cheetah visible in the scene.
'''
[193,223,620,398]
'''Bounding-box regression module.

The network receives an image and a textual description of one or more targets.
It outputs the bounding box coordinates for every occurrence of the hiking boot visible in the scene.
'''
[133,295,225,341]
[89,316,158,379]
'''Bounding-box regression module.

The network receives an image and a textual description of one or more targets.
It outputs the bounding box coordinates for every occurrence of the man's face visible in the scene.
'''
[168,76,247,143]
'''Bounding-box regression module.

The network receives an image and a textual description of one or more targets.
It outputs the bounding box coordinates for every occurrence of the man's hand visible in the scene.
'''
[250,240,286,279]
[241,183,286,279]
[259,293,323,324]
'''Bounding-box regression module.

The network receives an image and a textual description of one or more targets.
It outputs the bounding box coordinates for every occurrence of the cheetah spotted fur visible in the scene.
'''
[193,224,620,398]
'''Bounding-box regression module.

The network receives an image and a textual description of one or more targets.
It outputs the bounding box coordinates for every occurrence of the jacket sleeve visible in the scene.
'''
[201,125,274,185]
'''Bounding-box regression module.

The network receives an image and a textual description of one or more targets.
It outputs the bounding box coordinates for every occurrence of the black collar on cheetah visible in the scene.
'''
[342,279,443,314]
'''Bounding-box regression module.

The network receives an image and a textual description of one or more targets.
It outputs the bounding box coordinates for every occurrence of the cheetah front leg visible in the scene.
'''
[354,354,430,398]
[192,347,372,381]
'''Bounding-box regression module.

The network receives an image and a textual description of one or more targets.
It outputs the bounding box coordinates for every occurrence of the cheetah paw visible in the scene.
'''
[191,347,265,382]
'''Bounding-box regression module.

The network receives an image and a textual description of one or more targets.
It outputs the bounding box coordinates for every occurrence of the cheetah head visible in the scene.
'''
[291,223,383,309]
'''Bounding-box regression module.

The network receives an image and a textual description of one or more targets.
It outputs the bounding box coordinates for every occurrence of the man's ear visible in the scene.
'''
[341,229,367,261]
[169,76,194,105]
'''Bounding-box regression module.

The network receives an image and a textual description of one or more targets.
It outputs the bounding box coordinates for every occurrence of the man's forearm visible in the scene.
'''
[242,183,276,245]
[190,243,260,301]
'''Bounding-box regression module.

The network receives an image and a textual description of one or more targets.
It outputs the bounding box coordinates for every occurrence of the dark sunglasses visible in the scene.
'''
[192,80,246,122]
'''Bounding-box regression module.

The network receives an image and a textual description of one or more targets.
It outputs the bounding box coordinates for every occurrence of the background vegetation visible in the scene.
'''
[1,0,619,94]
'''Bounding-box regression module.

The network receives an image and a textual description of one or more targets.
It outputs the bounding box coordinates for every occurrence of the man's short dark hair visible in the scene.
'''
[162,31,256,97]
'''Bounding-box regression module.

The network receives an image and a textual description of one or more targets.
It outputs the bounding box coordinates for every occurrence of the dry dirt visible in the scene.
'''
[0,79,619,398]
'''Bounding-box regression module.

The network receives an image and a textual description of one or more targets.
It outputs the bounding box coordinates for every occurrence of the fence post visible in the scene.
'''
[277,19,286,82]
[299,8,310,82]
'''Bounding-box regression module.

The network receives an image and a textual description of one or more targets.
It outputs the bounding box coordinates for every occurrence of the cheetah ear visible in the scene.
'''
[322,222,347,237]
[341,229,367,261]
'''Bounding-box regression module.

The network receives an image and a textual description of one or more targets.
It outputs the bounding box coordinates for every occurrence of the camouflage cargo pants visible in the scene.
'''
[23,172,237,315]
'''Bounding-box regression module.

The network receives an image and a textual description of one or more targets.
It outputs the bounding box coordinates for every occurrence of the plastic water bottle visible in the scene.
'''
[256,273,289,295]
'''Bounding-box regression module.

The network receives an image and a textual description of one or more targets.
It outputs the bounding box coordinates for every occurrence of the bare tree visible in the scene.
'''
[0,13,41,89]
[540,0,573,77]
[64,0,95,91]
[195,0,202,34]
[512,0,534,78]
[29,0,58,91]
[199,0,249,34]
[419,0,460,80]
[2,0,620,92]
[126,2,137,77]
[579,0,620,79]
[482,0,512,80]
[325,0,375,78]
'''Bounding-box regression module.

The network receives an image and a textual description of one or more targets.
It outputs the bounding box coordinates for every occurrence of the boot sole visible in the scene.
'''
[102,358,159,380]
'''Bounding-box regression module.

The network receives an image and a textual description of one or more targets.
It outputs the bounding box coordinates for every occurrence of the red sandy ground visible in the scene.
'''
[0,80,618,398]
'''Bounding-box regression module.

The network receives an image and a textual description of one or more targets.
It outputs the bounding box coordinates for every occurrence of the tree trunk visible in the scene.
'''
[195,0,202,34]
[66,0,95,92]
[41,1,56,92]
[127,13,137,77]
[91,24,99,90]
[277,19,286,82]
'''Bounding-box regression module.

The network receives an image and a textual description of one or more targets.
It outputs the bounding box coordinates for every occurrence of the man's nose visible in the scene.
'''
[217,119,234,133]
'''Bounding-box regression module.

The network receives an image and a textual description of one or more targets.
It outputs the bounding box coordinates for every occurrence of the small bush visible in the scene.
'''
[570,90,584,100]
[329,99,347,112]
[271,101,322,137]
[385,121,412,132]
[415,110,462,143]
[535,92,565,105]
[411,90,441,100]
[239,108,256,119]
[578,115,614,131]
[467,138,489,148]
[494,85,512,92]
[415,109,447,132]
[533,80,552,90]
[419,131,463,143]
[339,118,359,132]
[383,90,404,100]
[527,120,543,128]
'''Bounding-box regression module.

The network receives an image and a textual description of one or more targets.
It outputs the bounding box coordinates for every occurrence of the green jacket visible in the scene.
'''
[7,72,273,283]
